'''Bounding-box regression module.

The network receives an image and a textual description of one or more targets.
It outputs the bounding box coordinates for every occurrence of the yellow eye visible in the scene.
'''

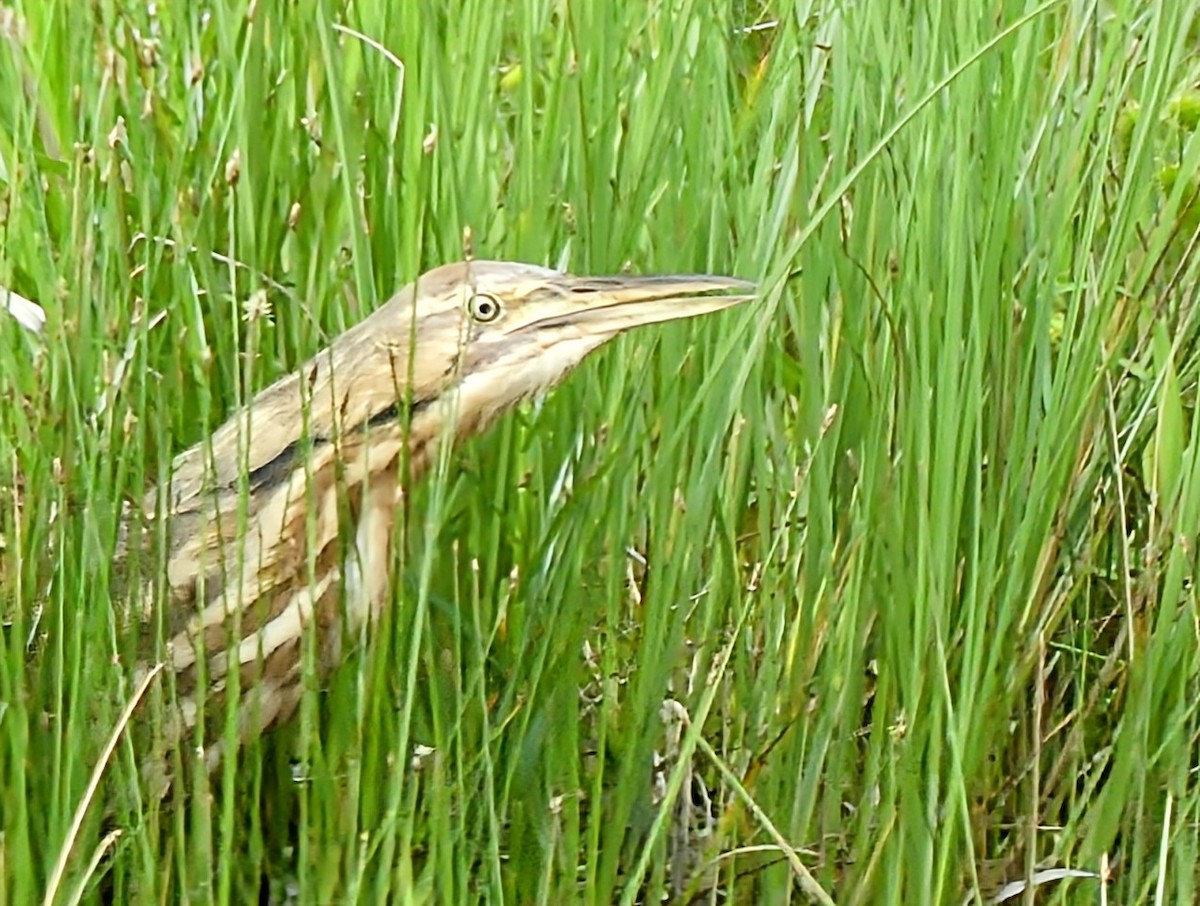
[469,292,503,323]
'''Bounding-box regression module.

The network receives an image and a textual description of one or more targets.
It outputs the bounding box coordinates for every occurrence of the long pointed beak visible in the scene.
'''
[524,273,757,336]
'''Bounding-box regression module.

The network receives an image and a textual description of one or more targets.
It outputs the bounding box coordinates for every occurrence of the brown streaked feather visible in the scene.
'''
[132,288,444,777]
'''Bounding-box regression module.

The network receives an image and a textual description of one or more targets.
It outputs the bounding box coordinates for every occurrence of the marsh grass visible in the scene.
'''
[3,1,1200,903]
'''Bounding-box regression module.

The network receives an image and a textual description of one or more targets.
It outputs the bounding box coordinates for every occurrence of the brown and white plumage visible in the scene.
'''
[132,259,755,774]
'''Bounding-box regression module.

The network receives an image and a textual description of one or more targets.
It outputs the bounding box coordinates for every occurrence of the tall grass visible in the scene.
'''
[2,0,1199,903]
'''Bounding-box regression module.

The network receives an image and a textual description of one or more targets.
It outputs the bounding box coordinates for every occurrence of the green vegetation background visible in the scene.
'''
[2,1,1199,903]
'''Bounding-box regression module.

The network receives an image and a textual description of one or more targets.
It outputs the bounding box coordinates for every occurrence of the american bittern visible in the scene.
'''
[134,259,754,776]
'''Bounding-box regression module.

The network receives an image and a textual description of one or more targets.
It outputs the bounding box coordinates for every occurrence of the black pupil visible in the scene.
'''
[475,297,495,319]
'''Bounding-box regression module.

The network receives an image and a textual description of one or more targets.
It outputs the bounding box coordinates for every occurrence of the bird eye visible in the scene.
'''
[468,292,503,323]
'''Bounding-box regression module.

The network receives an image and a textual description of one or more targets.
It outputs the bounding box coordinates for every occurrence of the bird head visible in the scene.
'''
[382,260,756,435]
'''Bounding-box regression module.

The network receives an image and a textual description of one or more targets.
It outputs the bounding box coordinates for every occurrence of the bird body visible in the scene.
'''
[133,259,755,773]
